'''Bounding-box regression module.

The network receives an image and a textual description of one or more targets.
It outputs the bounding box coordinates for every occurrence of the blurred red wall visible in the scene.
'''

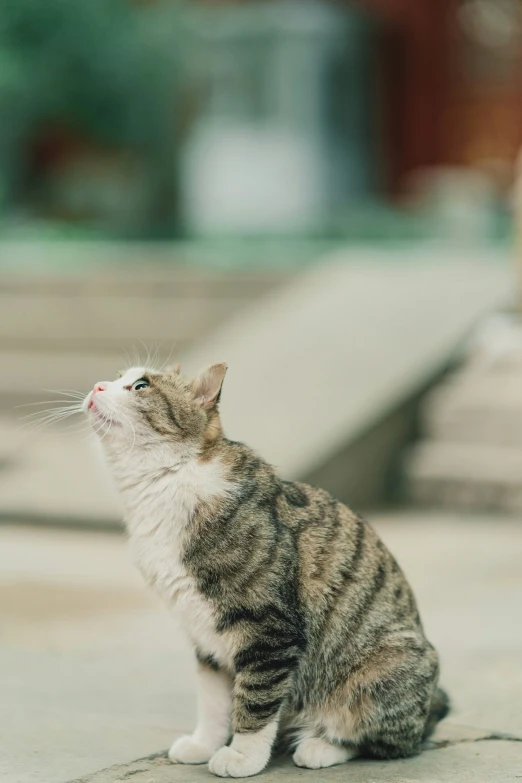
[358,0,522,191]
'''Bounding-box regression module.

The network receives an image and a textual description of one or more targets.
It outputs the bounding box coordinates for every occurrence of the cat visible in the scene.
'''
[83,361,449,778]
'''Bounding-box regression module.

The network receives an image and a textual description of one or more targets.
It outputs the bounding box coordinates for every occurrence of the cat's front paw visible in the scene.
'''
[169,734,213,764]
[209,745,266,778]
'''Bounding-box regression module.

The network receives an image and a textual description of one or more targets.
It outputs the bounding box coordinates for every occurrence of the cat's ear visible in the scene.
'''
[191,363,227,409]
[167,362,181,374]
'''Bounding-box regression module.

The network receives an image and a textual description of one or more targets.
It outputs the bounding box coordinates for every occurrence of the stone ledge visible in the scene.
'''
[67,723,522,783]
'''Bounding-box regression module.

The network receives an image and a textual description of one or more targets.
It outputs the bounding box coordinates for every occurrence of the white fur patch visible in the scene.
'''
[87,365,237,667]
[192,664,233,748]
[291,705,361,747]
[169,665,233,764]
[119,452,236,667]
[292,737,356,769]
[169,736,213,765]
[209,719,278,778]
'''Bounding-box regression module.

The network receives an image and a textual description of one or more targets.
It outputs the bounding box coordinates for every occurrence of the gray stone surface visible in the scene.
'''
[0,526,190,783]
[2,511,521,783]
[68,738,522,783]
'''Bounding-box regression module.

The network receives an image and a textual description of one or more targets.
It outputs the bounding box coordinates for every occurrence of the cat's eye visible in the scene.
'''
[131,379,149,391]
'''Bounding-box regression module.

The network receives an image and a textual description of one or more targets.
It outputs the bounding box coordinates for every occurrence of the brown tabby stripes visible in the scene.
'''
[184,435,448,754]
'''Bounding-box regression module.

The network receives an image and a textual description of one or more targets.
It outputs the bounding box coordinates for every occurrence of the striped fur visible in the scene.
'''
[84,363,449,777]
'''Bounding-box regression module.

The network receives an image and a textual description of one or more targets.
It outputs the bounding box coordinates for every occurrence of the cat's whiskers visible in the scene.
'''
[78,420,107,441]
[77,407,118,442]
[43,388,86,398]
[120,345,133,371]
[18,394,84,433]
[20,411,82,434]
[148,341,157,370]
[138,338,150,368]
[16,398,84,409]
[20,404,83,420]
[65,416,98,432]
[158,342,177,373]
[76,417,106,441]
[152,341,163,370]
[97,418,114,442]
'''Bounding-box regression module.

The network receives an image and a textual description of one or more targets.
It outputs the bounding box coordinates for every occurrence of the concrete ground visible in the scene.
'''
[2,511,521,783]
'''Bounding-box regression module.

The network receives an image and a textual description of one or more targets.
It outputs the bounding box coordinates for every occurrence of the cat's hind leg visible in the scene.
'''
[352,641,442,760]
[286,716,357,770]
[293,737,356,769]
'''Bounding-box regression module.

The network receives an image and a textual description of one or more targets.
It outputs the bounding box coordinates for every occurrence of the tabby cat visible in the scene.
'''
[83,362,448,778]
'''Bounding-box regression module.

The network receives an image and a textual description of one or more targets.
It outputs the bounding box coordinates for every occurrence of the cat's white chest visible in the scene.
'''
[131,526,226,660]
[116,455,235,667]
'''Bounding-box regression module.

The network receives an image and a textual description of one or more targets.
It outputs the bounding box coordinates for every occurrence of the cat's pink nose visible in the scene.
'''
[93,382,107,395]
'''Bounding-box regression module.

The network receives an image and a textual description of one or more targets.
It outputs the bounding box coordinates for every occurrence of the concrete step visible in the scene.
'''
[406,441,522,513]
[422,371,522,446]
[3,245,510,525]
[1,264,290,410]
[0,267,288,353]
[0,291,258,351]
[406,316,522,512]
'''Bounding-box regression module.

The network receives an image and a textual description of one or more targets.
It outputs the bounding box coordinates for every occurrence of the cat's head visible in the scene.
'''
[82,362,227,451]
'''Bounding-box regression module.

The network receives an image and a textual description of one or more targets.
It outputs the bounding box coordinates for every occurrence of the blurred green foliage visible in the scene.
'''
[0,0,184,234]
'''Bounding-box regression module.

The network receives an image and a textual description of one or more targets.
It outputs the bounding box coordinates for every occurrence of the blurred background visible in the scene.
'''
[1,2,522,782]
[0,0,520,241]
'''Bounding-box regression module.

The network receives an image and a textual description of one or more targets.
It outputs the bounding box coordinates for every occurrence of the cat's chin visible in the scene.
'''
[90,406,120,429]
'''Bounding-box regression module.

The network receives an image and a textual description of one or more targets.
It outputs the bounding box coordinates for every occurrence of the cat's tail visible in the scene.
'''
[423,687,451,740]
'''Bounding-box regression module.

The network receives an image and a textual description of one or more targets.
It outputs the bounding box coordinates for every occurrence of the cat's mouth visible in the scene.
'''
[83,391,118,427]
[89,402,119,427]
